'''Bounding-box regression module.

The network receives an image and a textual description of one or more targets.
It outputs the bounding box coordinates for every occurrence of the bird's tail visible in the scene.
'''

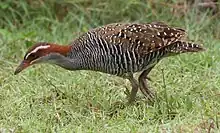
[167,41,205,54]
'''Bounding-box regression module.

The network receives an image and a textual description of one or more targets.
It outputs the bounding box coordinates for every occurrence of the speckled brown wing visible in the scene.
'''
[95,22,186,56]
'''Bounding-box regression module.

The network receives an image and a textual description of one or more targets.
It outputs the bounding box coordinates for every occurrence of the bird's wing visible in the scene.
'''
[96,22,186,56]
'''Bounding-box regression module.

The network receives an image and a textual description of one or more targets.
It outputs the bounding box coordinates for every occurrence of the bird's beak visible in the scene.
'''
[14,60,31,75]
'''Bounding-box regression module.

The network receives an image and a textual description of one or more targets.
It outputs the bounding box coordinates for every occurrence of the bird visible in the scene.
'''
[14,22,205,103]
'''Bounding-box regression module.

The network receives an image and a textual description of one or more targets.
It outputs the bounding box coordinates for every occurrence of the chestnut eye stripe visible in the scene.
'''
[25,45,50,59]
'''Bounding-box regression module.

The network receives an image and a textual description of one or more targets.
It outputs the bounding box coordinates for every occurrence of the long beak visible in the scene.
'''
[14,60,31,75]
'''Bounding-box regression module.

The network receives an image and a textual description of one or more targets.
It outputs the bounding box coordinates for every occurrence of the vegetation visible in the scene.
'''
[0,0,220,132]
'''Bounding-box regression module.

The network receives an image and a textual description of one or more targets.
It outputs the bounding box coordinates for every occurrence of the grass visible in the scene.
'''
[0,0,220,132]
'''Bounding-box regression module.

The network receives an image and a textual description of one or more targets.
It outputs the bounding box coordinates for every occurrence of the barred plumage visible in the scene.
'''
[68,22,203,75]
[67,22,204,102]
[15,22,205,103]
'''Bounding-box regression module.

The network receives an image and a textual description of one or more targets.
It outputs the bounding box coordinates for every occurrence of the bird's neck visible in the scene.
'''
[45,44,85,70]
[48,44,72,57]
[47,43,95,71]
[46,52,82,71]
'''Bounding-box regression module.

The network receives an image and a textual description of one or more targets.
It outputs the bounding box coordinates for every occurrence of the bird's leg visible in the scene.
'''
[138,67,155,101]
[127,74,139,103]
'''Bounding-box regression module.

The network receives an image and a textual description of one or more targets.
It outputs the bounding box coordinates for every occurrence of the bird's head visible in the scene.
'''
[14,42,71,75]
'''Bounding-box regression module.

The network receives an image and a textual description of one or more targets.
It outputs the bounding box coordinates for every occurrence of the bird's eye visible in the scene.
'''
[29,54,38,59]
